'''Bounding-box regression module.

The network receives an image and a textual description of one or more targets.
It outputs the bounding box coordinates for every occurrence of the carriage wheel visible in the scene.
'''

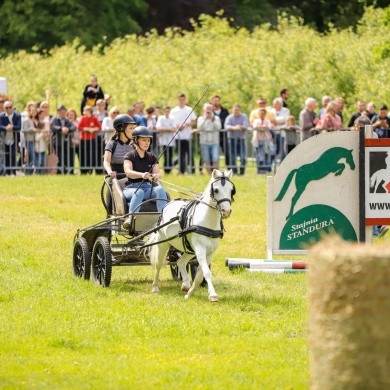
[91,236,112,287]
[72,237,91,280]
[189,259,208,287]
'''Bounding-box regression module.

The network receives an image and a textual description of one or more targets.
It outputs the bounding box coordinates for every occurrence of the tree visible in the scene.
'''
[0,0,148,55]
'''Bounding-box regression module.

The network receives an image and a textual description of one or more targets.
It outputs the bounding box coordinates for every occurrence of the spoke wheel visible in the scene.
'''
[92,236,112,287]
[72,237,91,280]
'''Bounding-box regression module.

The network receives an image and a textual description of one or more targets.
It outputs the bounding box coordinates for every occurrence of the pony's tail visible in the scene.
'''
[144,233,159,267]
[275,169,297,201]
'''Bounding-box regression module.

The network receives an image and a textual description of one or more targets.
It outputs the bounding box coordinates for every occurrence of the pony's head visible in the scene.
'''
[209,169,235,219]
[347,149,355,170]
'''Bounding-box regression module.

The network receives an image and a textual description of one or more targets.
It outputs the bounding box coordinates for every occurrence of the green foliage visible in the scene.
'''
[0,0,147,55]
[2,7,390,117]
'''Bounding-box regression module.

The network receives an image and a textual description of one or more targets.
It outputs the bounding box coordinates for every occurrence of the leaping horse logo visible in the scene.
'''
[275,147,355,220]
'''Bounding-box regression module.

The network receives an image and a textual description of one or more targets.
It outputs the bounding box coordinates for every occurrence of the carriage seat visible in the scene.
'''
[111,177,169,216]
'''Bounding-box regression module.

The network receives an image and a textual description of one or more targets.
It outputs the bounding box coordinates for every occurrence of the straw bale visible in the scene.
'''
[308,237,390,390]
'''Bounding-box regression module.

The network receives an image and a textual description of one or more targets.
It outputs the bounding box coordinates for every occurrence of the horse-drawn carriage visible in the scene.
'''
[72,169,235,301]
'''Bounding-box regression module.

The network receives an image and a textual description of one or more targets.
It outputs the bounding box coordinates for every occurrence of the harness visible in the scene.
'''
[141,174,235,254]
[141,199,224,254]
[177,199,224,254]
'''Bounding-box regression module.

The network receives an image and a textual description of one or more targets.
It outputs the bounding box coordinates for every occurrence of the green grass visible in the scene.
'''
[1,171,309,389]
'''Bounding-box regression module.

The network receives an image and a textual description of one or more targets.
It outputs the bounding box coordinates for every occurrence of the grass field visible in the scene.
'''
[1,168,365,389]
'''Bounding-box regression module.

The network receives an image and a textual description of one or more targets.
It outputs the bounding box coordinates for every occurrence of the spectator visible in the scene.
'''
[315,101,343,131]
[171,92,197,175]
[156,106,176,174]
[34,108,50,175]
[153,105,161,118]
[212,95,230,168]
[104,94,111,110]
[371,104,390,138]
[251,107,274,174]
[145,106,158,156]
[249,98,276,127]
[0,99,4,114]
[354,115,377,138]
[66,108,80,175]
[51,104,76,174]
[318,95,332,118]
[21,103,38,175]
[335,97,345,126]
[282,115,301,154]
[299,97,318,141]
[133,101,146,125]
[197,102,221,174]
[78,105,101,174]
[280,88,289,108]
[225,104,248,175]
[102,106,120,145]
[0,100,22,176]
[347,100,366,128]
[93,98,108,174]
[271,97,290,162]
[366,101,377,121]
[94,99,108,122]
[80,75,104,115]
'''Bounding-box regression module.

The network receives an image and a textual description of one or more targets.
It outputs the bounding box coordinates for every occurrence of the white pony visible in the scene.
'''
[146,169,235,302]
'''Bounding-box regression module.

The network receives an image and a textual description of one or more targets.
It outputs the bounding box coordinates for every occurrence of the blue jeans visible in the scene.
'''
[200,143,219,165]
[274,133,286,161]
[25,141,35,175]
[228,139,246,175]
[255,141,272,173]
[123,182,168,213]
[34,151,46,175]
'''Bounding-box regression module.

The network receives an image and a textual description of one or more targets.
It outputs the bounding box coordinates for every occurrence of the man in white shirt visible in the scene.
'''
[271,97,290,162]
[156,106,176,174]
[170,93,197,174]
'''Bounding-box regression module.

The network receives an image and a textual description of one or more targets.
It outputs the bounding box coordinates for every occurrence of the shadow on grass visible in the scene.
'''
[108,275,298,312]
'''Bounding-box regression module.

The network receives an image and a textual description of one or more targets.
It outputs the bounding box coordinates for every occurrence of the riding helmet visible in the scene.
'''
[113,114,137,132]
[132,126,153,144]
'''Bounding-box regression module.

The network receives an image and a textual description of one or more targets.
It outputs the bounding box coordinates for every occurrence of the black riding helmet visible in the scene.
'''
[132,126,153,145]
[113,114,137,132]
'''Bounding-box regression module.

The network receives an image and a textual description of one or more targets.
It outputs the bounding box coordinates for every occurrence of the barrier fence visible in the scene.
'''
[0,128,350,176]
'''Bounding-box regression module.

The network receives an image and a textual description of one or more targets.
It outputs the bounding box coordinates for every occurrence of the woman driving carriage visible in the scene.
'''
[122,126,168,227]
[103,114,137,177]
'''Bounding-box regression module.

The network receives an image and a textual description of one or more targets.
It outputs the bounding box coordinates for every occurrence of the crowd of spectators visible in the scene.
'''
[0,75,388,178]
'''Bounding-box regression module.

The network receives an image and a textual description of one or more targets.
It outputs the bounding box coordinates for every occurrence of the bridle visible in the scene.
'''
[209,175,236,208]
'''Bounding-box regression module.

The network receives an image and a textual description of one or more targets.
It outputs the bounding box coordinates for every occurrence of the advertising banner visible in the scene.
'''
[365,139,390,225]
[267,131,360,257]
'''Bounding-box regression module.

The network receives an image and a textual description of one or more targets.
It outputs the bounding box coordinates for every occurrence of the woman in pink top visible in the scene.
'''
[251,108,274,174]
[316,101,342,131]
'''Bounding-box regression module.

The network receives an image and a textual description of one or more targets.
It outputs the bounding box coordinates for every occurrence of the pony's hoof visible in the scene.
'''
[181,283,190,293]
[184,294,190,299]
[151,287,159,293]
[209,295,219,302]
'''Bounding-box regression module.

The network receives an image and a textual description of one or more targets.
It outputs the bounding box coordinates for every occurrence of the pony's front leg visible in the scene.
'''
[186,250,218,302]
[177,253,193,293]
